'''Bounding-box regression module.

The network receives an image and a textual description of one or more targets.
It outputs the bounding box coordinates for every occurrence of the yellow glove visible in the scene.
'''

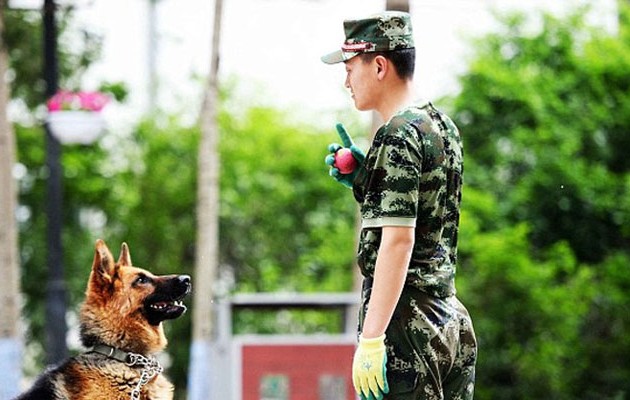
[352,334,389,400]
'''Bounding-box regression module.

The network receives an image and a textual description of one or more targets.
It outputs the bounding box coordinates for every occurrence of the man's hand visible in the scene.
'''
[324,123,365,189]
[352,334,389,400]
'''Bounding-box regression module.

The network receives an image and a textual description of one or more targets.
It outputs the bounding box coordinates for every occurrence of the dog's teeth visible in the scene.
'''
[149,300,184,311]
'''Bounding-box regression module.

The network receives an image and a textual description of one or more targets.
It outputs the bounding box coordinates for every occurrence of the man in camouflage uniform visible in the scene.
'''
[322,11,477,400]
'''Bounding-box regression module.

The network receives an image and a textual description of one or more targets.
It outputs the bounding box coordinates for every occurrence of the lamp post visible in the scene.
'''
[43,0,67,365]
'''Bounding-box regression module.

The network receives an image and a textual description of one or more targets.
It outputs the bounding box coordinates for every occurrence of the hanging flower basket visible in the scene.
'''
[47,111,106,144]
[46,91,110,145]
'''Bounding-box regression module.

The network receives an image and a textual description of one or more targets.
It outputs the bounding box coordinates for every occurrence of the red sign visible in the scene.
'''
[241,343,356,400]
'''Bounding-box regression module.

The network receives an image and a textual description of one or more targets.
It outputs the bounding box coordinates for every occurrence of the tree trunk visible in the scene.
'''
[0,2,23,398]
[188,0,223,398]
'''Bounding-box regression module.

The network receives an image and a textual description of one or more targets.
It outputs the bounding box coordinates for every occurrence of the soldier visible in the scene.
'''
[322,11,477,400]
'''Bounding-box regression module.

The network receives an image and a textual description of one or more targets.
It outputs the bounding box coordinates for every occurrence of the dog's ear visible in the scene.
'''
[92,239,117,285]
[118,242,132,267]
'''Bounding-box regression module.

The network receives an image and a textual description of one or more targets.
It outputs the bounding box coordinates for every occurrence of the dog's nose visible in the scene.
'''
[178,275,191,286]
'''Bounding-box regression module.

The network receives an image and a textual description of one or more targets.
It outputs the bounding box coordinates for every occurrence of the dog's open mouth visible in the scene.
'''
[145,293,188,325]
[143,275,191,325]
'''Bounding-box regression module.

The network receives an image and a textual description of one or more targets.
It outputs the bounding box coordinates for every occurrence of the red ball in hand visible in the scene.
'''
[334,148,357,174]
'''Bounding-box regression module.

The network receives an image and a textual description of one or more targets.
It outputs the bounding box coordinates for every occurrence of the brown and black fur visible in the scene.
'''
[15,239,191,400]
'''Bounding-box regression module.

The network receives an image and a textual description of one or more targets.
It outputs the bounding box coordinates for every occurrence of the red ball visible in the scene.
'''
[334,148,357,174]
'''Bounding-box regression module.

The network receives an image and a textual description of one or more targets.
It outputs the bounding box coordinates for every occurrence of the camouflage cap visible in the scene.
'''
[321,11,414,64]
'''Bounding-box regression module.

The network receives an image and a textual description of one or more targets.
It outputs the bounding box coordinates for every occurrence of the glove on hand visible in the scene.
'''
[324,123,365,189]
[352,334,389,400]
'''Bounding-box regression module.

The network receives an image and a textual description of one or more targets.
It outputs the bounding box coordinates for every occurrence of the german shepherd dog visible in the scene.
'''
[15,239,191,400]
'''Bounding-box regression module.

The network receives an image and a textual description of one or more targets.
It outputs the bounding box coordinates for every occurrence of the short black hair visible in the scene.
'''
[359,48,415,80]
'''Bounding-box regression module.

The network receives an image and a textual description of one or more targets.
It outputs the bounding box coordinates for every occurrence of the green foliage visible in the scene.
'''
[218,106,356,293]
[451,8,630,264]
[459,197,594,399]
[450,5,630,399]
[97,81,129,103]
[4,6,102,110]
[574,252,630,399]
[234,309,347,335]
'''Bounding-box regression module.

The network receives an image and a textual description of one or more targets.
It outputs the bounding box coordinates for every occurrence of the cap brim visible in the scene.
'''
[321,50,359,64]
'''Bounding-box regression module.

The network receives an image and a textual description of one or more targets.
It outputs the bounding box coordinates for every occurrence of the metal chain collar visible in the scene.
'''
[89,345,163,400]
[126,352,163,400]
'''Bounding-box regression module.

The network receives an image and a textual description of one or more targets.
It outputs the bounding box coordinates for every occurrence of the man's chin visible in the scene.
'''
[353,100,368,111]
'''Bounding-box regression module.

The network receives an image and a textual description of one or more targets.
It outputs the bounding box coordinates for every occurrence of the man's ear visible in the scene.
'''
[374,55,389,80]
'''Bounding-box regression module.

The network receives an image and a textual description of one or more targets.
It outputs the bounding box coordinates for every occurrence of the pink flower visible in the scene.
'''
[77,91,109,111]
[47,90,110,112]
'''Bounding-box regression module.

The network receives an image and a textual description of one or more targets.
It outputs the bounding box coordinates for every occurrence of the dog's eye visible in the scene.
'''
[134,274,152,286]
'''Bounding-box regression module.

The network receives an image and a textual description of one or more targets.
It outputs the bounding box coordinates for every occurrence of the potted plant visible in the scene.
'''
[46,90,110,145]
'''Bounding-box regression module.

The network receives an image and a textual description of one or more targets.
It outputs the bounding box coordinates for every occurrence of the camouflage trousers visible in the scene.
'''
[360,279,477,400]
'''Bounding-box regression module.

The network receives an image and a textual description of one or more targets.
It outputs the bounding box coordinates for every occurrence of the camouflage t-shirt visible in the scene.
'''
[353,102,463,298]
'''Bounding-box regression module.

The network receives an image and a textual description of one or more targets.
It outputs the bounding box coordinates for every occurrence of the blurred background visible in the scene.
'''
[1,0,629,399]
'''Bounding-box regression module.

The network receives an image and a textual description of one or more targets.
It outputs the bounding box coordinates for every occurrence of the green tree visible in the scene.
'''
[450,4,630,399]
[4,5,101,110]
[457,188,593,400]
[451,8,630,264]
[218,106,357,293]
